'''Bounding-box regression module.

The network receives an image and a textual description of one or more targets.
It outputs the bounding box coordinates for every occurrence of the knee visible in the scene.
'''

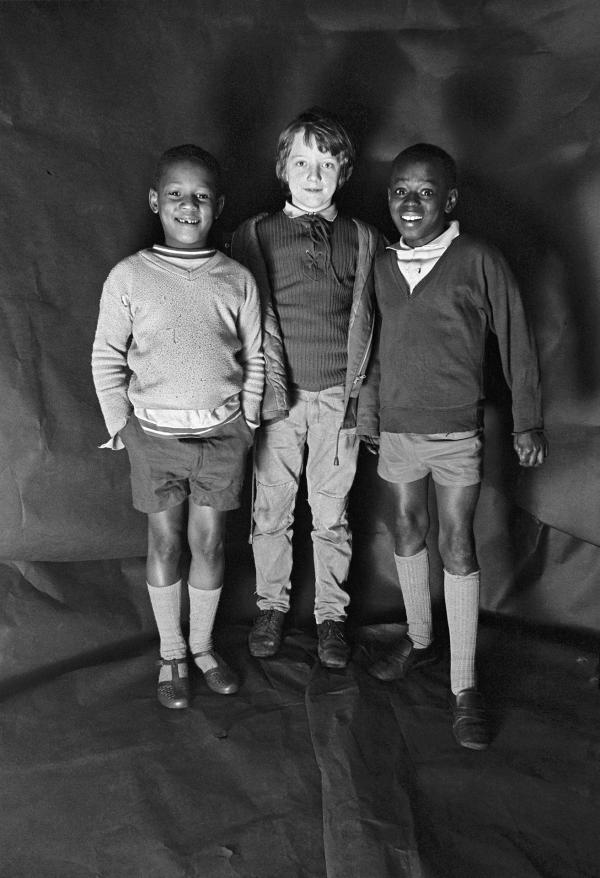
[191,531,224,562]
[148,533,183,567]
[393,508,428,554]
[311,492,348,536]
[254,481,297,534]
[439,530,477,575]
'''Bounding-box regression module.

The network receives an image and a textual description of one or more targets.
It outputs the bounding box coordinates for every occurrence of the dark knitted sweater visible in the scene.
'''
[257,212,357,391]
[374,234,543,434]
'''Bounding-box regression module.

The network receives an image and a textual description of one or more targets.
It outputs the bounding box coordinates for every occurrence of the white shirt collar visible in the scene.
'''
[283,201,338,221]
[387,219,460,256]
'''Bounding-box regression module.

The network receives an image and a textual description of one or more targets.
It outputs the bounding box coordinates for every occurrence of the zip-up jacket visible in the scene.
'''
[231,212,381,428]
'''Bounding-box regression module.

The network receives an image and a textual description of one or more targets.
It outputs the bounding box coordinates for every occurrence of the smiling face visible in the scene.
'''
[388,157,458,248]
[284,130,343,212]
[149,159,224,249]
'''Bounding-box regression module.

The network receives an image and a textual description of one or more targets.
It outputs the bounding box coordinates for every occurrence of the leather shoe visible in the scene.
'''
[451,688,490,750]
[156,658,190,709]
[317,620,350,669]
[193,652,239,695]
[248,609,286,657]
[367,636,437,681]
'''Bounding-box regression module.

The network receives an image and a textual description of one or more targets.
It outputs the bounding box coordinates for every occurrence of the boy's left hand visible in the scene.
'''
[513,430,548,467]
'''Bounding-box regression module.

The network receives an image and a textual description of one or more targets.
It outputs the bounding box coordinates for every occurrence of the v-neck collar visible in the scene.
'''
[389,235,461,297]
[142,248,220,280]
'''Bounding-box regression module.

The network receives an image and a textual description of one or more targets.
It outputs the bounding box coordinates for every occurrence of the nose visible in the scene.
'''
[307,163,321,182]
[180,193,199,209]
[404,191,420,206]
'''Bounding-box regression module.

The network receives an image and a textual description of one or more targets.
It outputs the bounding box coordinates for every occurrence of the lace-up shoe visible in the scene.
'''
[317,620,350,669]
[248,609,286,657]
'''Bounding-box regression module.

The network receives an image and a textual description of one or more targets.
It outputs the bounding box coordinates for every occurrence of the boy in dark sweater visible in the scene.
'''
[232,109,380,668]
[359,143,547,749]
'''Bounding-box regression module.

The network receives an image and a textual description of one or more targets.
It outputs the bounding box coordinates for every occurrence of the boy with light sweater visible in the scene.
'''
[92,144,263,709]
[359,143,547,749]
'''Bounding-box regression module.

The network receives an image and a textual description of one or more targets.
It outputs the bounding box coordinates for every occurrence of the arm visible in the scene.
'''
[483,249,548,464]
[91,269,134,446]
[232,217,289,423]
[356,306,381,449]
[237,272,265,428]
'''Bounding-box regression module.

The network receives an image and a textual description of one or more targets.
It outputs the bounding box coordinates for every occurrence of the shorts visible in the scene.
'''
[120,414,254,513]
[378,431,483,487]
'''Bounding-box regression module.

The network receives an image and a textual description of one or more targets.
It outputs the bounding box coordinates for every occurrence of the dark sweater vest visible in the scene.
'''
[375,235,543,433]
[257,212,357,391]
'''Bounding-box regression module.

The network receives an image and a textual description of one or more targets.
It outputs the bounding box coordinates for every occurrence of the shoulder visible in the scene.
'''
[211,250,256,283]
[103,250,147,284]
[448,233,507,265]
[233,212,272,240]
[348,216,380,238]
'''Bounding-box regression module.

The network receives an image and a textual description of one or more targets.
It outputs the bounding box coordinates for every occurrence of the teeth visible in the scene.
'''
[176,218,199,224]
[402,215,421,221]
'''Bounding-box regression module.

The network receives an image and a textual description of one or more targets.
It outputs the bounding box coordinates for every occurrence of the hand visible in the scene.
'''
[360,434,380,455]
[513,430,548,467]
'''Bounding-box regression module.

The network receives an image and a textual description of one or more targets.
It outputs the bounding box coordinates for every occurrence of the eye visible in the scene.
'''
[295,160,306,167]
[421,189,434,197]
[196,193,209,200]
[394,188,406,197]
[168,190,180,197]
[322,160,335,169]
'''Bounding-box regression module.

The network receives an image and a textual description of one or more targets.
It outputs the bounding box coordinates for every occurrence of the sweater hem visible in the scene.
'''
[380,405,483,434]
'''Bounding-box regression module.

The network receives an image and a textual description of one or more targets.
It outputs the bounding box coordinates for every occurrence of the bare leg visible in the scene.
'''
[435,483,480,575]
[146,503,186,587]
[187,503,227,590]
[388,476,430,556]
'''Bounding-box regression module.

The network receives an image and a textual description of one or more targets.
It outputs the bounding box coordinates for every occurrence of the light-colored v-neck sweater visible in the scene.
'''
[92,249,264,443]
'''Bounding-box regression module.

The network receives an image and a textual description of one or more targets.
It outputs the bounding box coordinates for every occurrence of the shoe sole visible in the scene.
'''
[319,658,349,669]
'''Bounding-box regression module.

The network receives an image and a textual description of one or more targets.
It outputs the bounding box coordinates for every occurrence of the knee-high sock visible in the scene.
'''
[188,585,222,672]
[394,548,432,648]
[444,569,480,694]
[147,580,187,682]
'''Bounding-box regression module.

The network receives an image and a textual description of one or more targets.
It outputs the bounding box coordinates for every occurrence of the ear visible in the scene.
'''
[215,194,225,220]
[148,189,159,213]
[445,187,458,214]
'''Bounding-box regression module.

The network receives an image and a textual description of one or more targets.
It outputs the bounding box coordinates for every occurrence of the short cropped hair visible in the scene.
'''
[392,143,457,189]
[152,144,223,194]
[275,107,356,188]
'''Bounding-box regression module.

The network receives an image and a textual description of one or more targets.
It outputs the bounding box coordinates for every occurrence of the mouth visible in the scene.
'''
[175,217,200,225]
[401,214,423,223]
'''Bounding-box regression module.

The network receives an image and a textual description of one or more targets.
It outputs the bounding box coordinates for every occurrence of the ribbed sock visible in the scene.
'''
[188,585,222,672]
[444,569,480,694]
[394,548,433,649]
[147,580,187,683]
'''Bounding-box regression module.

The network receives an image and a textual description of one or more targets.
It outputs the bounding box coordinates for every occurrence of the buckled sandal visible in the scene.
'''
[156,658,190,710]
[193,651,239,696]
